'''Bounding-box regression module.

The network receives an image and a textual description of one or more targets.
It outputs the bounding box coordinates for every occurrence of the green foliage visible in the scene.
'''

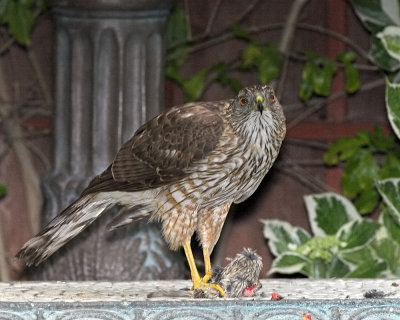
[182,68,208,102]
[371,35,400,71]
[376,178,400,222]
[375,178,400,276]
[232,25,250,41]
[313,196,351,235]
[166,5,283,101]
[351,0,398,34]
[261,219,311,257]
[299,51,361,101]
[295,235,342,262]
[378,26,400,61]
[0,0,46,46]
[299,53,337,100]
[337,51,361,93]
[166,5,245,101]
[0,183,6,197]
[262,193,397,278]
[386,79,400,138]
[166,4,359,102]
[261,0,400,280]
[240,42,283,85]
[212,62,243,94]
[351,0,400,72]
[324,127,400,214]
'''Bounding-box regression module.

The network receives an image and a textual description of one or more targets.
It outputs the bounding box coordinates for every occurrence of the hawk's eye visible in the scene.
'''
[239,97,248,106]
[269,93,276,103]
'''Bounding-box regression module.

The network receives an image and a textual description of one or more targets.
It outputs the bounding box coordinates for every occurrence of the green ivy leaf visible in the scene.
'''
[327,256,351,278]
[166,64,184,85]
[341,149,379,198]
[299,61,316,101]
[338,220,380,250]
[377,26,400,62]
[166,4,188,67]
[371,35,400,72]
[386,78,400,139]
[4,0,35,46]
[340,245,375,266]
[382,208,400,244]
[312,63,337,96]
[346,259,387,278]
[304,193,360,237]
[0,183,6,197]
[258,55,278,84]
[268,252,312,277]
[337,51,357,63]
[240,43,262,69]
[261,219,310,256]
[258,45,282,84]
[376,178,400,224]
[379,152,400,179]
[324,131,370,164]
[371,237,400,274]
[370,126,394,151]
[167,4,187,45]
[343,62,361,93]
[241,43,282,84]
[353,186,380,214]
[351,0,399,34]
[232,25,250,41]
[314,197,350,235]
[183,68,208,102]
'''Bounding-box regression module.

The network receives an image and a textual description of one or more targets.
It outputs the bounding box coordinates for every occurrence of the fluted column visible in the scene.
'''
[33,0,184,280]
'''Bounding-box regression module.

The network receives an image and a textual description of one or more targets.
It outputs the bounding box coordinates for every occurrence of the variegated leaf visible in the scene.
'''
[261,219,310,257]
[304,193,361,237]
[377,26,400,61]
[376,178,400,224]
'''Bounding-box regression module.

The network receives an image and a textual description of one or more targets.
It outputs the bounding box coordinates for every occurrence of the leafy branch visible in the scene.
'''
[167,1,371,104]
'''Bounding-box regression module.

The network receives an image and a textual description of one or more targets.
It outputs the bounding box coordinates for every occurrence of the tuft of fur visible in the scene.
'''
[211,248,263,298]
[16,194,113,266]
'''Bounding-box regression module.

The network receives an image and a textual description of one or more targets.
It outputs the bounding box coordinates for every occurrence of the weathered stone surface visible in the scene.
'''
[1,280,400,319]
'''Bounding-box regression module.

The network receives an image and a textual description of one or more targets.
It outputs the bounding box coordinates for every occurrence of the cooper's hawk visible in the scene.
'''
[17,84,286,296]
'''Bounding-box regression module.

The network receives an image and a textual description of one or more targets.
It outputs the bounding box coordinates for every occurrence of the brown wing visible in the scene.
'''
[81,101,227,195]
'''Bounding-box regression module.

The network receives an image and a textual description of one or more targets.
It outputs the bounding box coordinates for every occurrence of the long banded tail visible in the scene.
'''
[16,193,111,266]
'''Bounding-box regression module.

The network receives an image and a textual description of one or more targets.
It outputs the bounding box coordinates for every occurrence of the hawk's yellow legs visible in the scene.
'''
[183,242,225,297]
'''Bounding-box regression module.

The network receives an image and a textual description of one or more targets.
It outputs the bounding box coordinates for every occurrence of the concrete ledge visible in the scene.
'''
[0,279,400,319]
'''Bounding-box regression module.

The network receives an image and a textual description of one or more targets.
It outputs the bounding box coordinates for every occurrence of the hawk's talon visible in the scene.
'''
[193,275,226,297]
[202,270,213,283]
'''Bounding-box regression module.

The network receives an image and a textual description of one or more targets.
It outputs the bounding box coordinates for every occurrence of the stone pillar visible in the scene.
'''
[32,0,184,280]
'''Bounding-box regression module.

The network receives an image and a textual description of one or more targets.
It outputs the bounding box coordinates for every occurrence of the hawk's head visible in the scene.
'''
[228,85,285,138]
[233,85,280,115]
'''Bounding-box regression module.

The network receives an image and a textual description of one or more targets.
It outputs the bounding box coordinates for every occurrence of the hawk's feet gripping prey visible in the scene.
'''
[194,271,226,297]
[183,243,225,297]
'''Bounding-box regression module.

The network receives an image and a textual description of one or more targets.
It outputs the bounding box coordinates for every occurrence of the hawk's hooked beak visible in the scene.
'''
[255,95,264,114]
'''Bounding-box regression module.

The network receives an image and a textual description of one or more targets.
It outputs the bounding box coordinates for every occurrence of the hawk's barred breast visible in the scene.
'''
[153,86,286,249]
